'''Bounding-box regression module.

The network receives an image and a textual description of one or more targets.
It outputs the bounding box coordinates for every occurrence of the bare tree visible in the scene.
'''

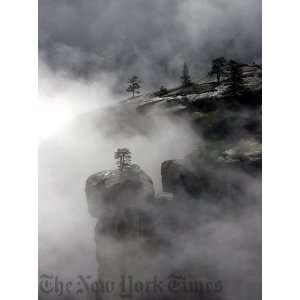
[114,148,132,175]
[126,76,141,97]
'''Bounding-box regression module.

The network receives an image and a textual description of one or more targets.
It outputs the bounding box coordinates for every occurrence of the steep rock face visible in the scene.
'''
[85,164,154,219]
[161,142,262,202]
[161,160,203,198]
[86,165,170,300]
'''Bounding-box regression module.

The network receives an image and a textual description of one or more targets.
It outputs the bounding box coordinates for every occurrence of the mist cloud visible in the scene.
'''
[39,0,261,92]
[38,2,261,299]
[38,64,202,283]
[38,68,260,300]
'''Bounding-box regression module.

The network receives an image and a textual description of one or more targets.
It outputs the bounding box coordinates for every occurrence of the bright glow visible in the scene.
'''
[38,67,115,141]
[38,100,74,141]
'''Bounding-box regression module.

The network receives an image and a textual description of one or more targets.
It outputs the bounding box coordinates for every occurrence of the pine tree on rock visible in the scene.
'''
[126,76,141,97]
[114,148,132,176]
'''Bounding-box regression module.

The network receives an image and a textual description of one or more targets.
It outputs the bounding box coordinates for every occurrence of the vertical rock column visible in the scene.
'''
[85,165,156,299]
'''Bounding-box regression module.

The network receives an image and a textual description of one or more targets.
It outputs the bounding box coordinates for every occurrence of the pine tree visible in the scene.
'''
[209,57,226,85]
[114,148,132,176]
[180,63,192,87]
[126,76,141,97]
[227,60,245,96]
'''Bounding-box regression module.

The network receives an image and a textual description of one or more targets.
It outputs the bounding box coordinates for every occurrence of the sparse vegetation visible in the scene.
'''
[154,85,168,97]
[227,60,245,96]
[180,63,192,87]
[159,85,168,95]
[114,148,132,175]
[209,57,226,85]
[127,76,141,97]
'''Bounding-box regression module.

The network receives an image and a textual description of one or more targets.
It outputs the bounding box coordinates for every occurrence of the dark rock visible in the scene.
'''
[161,160,204,199]
[161,142,261,202]
[85,164,154,219]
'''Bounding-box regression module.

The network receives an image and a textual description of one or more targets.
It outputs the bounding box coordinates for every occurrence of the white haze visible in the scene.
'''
[38,63,201,280]
[39,63,260,300]
[38,60,118,140]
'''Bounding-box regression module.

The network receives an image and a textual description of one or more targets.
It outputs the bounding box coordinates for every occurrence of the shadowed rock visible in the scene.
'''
[161,142,261,203]
[85,164,154,219]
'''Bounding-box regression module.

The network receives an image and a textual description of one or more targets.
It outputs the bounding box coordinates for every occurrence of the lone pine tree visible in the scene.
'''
[126,75,141,97]
[180,63,192,87]
[114,148,132,176]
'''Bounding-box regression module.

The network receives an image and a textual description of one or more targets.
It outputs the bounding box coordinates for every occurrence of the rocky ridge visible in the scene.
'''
[120,64,261,114]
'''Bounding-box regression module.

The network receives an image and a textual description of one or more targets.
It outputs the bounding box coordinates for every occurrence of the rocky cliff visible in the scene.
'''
[84,62,262,300]
[161,140,261,203]
[86,165,170,299]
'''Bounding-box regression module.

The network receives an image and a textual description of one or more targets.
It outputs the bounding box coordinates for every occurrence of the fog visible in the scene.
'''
[39,0,261,92]
[38,63,201,278]
[39,0,261,298]
[38,63,260,300]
